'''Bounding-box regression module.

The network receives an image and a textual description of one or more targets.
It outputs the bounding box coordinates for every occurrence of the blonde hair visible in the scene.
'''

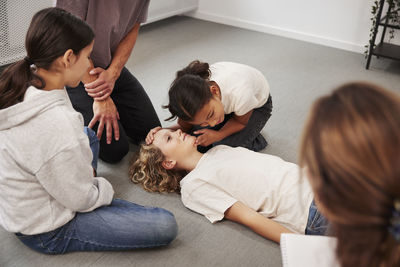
[300,82,400,267]
[129,143,186,193]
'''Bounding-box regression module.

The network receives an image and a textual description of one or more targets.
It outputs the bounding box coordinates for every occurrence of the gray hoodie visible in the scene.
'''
[0,86,114,235]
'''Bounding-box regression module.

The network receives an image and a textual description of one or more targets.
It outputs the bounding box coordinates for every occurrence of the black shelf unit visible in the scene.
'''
[366,0,400,69]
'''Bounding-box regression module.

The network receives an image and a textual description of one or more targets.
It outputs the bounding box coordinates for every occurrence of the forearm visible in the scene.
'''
[217,118,246,140]
[248,213,293,243]
[108,23,140,80]
[217,110,252,140]
[225,201,293,243]
[82,61,112,102]
[37,146,114,212]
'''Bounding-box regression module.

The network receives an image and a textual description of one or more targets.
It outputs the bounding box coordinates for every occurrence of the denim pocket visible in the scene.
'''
[309,211,328,235]
[306,201,328,235]
[16,228,65,254]
[309,209,324,230]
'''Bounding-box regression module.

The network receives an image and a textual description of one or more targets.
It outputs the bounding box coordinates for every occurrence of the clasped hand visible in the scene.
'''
[88,97,120,144]
[82,62,120,144]
[193,129,221,147]
[84,67,117,101]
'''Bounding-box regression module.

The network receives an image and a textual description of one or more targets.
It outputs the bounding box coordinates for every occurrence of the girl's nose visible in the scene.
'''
[176,129,182,136]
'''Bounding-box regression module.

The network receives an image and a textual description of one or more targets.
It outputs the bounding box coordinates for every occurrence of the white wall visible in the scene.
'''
[146,0,198,24]
[187,0,399,53]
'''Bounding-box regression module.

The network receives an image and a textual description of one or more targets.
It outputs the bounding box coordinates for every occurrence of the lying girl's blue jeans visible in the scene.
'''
[305,200,329,235]
[15,128,178,254]
[16,199,178,254]
[84,126,99,171]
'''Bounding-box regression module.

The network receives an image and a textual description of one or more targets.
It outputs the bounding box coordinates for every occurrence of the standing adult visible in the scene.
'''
[57,0,161,163]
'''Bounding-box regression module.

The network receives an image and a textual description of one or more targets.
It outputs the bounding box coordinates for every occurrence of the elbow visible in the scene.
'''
[237,123,246,130]
[69,195,95,211]
[233,118,247,129]
[68,187,100,211]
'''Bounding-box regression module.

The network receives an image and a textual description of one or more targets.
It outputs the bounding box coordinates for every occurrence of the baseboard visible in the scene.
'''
[145,5,199,25]
[186,10,364,54]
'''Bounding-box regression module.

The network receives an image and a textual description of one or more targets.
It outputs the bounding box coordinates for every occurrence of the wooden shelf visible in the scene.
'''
[373,42,400,60]
[377,22,400,29]
[366,0,400,69]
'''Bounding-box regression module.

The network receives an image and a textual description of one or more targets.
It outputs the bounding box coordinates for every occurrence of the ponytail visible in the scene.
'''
[0,59,43,109]
[176,60,210,79]
[164,60,213,121]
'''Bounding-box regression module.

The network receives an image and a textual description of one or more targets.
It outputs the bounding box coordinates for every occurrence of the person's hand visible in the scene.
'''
[193,129,222,147]
[84,68,117,101]
[145,126,162,145]
[88,97,120,144]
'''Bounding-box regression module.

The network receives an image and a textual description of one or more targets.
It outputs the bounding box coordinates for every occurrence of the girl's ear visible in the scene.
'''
[62,49,75,68]
[210,84,220,97]
[162,159,177,170]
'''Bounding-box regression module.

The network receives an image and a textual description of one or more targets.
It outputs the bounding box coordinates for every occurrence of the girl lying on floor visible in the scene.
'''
[130,128,328,243]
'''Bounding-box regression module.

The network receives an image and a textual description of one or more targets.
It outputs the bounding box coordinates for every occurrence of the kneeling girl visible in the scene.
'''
[148,60,272,152]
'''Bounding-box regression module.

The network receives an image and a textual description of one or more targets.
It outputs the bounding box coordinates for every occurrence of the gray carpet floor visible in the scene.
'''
[1,16,400,267]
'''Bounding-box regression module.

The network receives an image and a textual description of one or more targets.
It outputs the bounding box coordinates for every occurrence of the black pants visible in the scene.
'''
[195,95,273,152]
[67,67,161,163]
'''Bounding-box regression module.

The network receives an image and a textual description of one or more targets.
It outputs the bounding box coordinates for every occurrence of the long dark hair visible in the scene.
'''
[0,7,94,109]
[163,60,212,121]
[299,82,400,267]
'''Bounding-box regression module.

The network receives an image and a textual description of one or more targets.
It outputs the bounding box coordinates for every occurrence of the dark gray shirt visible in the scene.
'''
[57,0,150,68]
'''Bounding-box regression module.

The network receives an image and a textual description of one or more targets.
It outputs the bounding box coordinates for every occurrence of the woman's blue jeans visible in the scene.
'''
[84,126,99,172]
[16,199,178,254]
[15,128,178,254]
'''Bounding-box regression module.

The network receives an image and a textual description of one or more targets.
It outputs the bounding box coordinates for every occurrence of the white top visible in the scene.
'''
[0,86,114,235]
[180,145,313,234]
[210,62,270,116]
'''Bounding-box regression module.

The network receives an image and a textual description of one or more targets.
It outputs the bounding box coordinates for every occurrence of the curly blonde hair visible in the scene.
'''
[129,143,186,193]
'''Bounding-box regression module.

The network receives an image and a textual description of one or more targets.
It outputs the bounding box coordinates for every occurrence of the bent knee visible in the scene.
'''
[99,141,129,163]
[154,209,178,245]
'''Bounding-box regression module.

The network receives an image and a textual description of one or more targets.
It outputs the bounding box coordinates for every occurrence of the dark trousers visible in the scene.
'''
[67,67,161,163]
[195,95,273,152]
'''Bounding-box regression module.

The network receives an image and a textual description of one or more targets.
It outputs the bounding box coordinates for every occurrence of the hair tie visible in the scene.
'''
[24,56,33,65]
[24,57,38,72]
[389,199,400,242]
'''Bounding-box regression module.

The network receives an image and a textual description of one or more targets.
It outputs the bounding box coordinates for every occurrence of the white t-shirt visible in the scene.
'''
[210,62,270,116]
[180,145,313,234]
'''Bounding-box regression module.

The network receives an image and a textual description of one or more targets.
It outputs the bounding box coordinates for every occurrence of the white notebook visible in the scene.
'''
[280,233,340,267]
